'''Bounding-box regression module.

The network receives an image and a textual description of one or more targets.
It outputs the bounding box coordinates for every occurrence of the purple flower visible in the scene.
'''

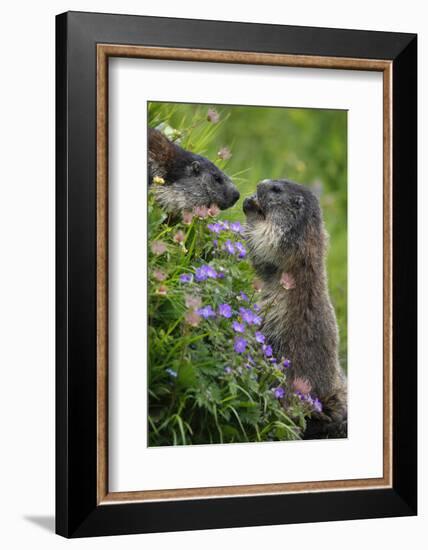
[218,303,232,318]
[219,220,230,230]
[223,240,235,255]
[197,305,216,319]
[239,307,254,324]
[195,267,208,282]
[234,337,247,354]
[253,303,261,312]
[195,264,217,282]
[212,239,218,248]
[273,386,285,399]
[204,265,217,278]
[217,272,226,279]
[313,397,323,413]
[230,221,243,233]
[179,273,192,283]
[239,292,249,302]
[166,368,178,378]
[282,358,291,368]
[255,331,265,344]
[224,366,232,374]
[235,242,247,258]
[232,320,245,333]
[239,307,261,325]
[262,344,273,357]
[207,223,222,234]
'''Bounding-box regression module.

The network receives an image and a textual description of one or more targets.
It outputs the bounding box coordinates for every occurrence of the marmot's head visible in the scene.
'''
[149,128,240,214]
[243,179,324,278]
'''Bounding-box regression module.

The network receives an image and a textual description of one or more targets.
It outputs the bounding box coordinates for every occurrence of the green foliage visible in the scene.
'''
[147,102,347,446]
[148,198,316,445]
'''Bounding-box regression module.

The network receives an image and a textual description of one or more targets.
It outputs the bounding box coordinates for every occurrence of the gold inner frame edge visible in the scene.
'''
[96,44,393,505]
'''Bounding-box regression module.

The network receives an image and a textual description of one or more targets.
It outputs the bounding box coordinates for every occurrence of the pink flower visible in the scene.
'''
[207,108,220,123]
[156,285,168,296]
[208,204,220,217]
[173,230,185,244]
[153,269,167,281]
[217,147,232,161]
[293,377,312,395]
[193,205,209,219]
[151,240,167,255]
[185,310,201,327]
[185,294,202,310]
[280,272,296,290]
[182,210,194,225]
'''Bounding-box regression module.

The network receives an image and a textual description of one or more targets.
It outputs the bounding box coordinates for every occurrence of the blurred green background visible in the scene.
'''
[148,102,348,370]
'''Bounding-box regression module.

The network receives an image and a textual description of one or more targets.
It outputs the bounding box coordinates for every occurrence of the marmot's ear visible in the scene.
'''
[191,160,201,174]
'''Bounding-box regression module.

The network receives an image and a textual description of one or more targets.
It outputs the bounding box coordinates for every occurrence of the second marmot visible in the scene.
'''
[243,179,347,439]
[148,127,240,215]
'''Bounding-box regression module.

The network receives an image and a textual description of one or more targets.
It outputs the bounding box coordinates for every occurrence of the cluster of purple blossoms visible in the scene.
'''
[197,305,216,319]
[239,307,262,326]
[232,320,245,333]
[223,239,247,258]
[195,264,218,282]
[262,344,273,357]
[207,219,243,235]
[295,392,323,413]
[179,273,193,283]
[223,239,235,255]
[234,337,247,354]
[194,302,236,321]
[235,242,246,258]
[229,221,243,234]
[255,331,265,344]
[273,386,286,399]
[218,303,232,318]
[207,223,223,234]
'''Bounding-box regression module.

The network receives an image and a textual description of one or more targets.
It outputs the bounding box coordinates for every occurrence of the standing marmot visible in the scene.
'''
[243,179,347,439]
[148,127,240,214]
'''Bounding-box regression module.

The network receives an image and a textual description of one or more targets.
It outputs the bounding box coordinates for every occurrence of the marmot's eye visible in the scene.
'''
[191,161,201,174]
[213,173,223,184]
[271,184,282,194]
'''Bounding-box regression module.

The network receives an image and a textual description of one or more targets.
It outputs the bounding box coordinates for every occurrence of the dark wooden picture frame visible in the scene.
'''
[56,11,417,538]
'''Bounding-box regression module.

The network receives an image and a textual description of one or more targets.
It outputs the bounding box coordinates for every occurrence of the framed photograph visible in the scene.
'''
[56,11,417,538]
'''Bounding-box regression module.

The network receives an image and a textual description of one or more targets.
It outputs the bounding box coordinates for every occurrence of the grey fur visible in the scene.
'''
[243,179,347,439]
[148,128,240,214]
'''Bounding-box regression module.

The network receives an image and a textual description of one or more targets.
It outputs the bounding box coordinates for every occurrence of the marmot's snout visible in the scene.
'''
[221,182,240,209]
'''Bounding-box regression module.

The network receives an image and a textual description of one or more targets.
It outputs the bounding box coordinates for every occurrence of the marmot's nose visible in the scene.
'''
[231,188,240,204]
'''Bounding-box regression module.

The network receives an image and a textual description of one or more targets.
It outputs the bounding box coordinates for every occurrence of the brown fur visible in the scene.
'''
[243,179,347,439]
